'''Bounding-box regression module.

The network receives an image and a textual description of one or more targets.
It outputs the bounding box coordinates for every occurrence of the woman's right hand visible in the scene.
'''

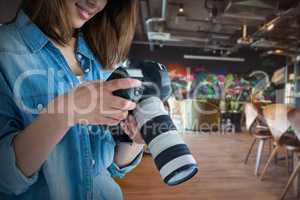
[53,78,141,126]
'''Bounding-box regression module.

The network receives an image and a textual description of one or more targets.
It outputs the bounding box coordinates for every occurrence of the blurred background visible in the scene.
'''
[2,1,300,199]
[1,0,300,131]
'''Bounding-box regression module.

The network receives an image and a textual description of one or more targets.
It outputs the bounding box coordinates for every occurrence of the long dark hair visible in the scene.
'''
[22,0,139,69]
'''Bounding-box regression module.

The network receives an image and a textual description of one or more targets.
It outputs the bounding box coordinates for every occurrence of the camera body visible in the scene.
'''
[106,67,144,103]
[106,60,172,103]
[107,60,198,186]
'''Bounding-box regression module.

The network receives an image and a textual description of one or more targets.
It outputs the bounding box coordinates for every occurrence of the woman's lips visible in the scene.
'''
[75,3,92,20]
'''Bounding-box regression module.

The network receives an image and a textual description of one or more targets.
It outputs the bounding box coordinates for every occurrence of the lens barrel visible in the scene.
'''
[134,97,198,186]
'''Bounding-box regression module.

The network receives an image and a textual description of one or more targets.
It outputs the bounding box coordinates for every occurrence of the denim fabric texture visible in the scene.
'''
[0,11,142,200]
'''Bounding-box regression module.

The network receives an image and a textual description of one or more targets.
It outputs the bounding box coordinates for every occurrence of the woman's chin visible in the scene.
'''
[72,19,87,29]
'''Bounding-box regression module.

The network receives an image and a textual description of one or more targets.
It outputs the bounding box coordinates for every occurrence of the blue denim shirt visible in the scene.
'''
[0,11,142,200]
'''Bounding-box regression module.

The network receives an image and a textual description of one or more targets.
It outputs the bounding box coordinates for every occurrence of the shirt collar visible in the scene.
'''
[76,32,97,61]
[15,10,49,53]
[16,10,97,62]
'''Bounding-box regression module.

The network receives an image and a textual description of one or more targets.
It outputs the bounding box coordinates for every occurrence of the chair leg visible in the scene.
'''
[286,150,291,174]
[293,153,300,197]
[280,161,300,200]
[255,139,265,176]
[268,139,272,155]
[260,145,280,180]
[244,138,257,164]
[274,144,278,165]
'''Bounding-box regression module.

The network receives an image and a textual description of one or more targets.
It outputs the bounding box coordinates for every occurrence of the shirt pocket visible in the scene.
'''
[16,93,53,125]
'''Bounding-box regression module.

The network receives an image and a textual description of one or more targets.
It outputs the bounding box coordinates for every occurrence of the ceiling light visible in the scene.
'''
[178,4,184,13]
[184,55,245,62]
[237,24,253,45]
[266,23,275,31]
[266,49,285,55]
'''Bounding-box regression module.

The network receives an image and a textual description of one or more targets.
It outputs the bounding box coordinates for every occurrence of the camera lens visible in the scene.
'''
[134,97,198,186]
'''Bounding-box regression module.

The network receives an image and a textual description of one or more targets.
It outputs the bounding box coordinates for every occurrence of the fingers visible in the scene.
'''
[120,121,130,136]
[121,120,135,139]
[127,115,145,144]
[104,111,128,121]
[127,115,138,135]
[74,80,140,126]
[105,78,141,92]
[109,96,136,111]
[89,80,138,111]
[122,115,143,142]
[101,117,122,126]
[79,116,120,126]
[128,115,137,124]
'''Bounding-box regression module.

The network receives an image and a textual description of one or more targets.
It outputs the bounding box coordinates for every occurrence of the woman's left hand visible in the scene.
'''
[120,115,145,144]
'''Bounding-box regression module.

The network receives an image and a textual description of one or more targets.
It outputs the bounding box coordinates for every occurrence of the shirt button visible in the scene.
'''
[84,68,90,73]
[77,54,82,61]
[37,104,44,111]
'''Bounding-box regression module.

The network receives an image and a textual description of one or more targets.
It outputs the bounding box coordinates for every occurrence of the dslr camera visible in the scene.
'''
[107,60,198,186]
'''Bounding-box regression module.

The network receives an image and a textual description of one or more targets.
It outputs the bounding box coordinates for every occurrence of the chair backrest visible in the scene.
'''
[244,103,258,131]
[263,104,292,141]
[288,108,300,141]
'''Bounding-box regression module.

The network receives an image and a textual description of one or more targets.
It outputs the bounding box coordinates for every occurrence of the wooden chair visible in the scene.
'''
[280,108,300,199]
[244,103,272,176]
[260,104,300,181]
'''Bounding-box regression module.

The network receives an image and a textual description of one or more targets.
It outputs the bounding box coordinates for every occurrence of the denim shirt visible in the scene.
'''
[0,11,142,200]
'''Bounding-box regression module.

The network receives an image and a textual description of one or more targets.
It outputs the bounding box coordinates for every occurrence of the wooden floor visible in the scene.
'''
[116,133,298,200]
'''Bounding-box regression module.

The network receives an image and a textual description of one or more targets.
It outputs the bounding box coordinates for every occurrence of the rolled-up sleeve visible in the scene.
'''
[0,72,39,195]
[108,151,143,179]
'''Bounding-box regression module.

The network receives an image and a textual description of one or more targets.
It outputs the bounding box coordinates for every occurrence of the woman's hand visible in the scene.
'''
[13,78,141,177]
[54,78,141,126]
[120,115,145,144]
[115,115,145,168]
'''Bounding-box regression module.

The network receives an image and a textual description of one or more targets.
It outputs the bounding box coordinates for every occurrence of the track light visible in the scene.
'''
[266,23,275,31]
[184,55,245,62]
[178,4,184,13]
[266,49,284,55]
[275,49,283,54]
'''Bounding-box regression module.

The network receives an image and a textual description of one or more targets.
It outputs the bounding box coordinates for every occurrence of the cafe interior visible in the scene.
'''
[1,0,300,199]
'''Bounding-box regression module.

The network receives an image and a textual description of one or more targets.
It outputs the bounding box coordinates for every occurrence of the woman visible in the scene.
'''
[0,0,145,199]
